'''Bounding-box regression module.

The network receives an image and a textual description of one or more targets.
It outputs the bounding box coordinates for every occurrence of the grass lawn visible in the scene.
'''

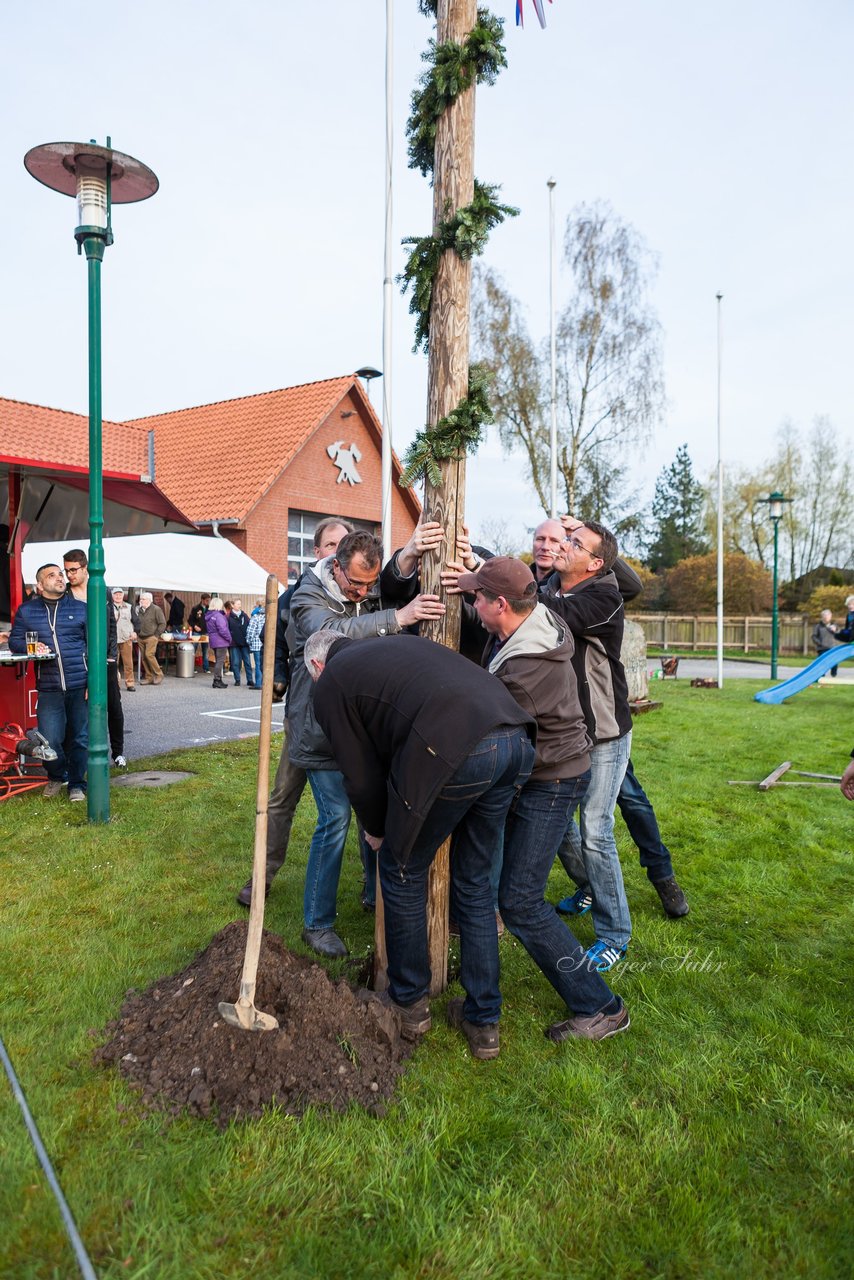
[1,678,852,1279]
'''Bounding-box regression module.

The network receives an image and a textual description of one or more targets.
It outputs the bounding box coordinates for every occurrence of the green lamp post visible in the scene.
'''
[758,489,792,681]
[24,139,159,822]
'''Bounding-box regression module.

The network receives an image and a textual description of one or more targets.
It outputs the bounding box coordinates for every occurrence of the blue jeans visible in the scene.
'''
[199,641,209,673]
[618,758,674,883]
[250,647,263,687]
[557,732,632,950]
[499,773,616,1016]
[380,727,535,1023]
[304,769,352,929]
[230,645,252,684]
[37,686,88,790]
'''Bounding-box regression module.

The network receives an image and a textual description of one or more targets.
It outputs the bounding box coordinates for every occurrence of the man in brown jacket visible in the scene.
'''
[455,556,629,1044]
[135,591,167,685]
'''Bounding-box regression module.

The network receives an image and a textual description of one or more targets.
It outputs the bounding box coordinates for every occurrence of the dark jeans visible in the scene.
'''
[379,726,535,1023]
[230,645,252,684]
[499,773,616,1016]
[617,758,673,883]
[37,686,88,789]
[107,661,124,759]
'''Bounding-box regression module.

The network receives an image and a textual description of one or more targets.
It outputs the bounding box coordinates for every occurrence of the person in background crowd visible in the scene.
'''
[163,592,186,631]
[837,595,854,641]
[112,587,135,692]
[812,608,841,677]
[227,598,253,687]
[9,563,88,800]
[135,591,167,685]
[246,598,265,690]
[64,549,125,768]
[188,593,211,673]
[205,597,232,689]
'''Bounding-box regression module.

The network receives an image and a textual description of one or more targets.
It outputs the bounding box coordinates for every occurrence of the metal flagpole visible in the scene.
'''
[716,292,724,689]
[381,0,394,562]
[548,178,557,516]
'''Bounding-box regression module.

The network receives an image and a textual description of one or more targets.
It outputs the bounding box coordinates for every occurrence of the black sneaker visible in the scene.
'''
[446,997,500,1060]
[653,876,689,918]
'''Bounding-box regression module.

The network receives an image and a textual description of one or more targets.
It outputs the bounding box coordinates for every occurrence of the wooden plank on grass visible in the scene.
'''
[758,761,792,791]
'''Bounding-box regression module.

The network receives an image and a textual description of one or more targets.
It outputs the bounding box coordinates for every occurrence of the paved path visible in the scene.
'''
[119,672,284,763]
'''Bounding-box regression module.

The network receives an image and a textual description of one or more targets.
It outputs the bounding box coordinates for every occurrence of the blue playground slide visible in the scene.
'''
[754,643,854,703]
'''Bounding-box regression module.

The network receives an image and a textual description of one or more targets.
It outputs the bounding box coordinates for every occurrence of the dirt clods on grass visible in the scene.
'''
[95,921,414,1126]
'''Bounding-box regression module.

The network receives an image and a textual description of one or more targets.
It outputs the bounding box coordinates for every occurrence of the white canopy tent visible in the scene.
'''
[22,533,281,598]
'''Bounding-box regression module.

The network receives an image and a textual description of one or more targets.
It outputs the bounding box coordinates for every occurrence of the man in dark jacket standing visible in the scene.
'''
[455,557,629,1043]
[9,563,88,801]
[287,531,446,957]
[188,594,211,672]
[308,631,535,1057]
[226,599,252,686]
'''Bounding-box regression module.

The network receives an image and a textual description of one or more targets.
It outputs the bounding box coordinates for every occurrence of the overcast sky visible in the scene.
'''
[3,1,850,550]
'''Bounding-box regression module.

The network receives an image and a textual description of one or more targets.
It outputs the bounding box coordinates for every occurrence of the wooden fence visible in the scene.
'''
[631,614,814,654]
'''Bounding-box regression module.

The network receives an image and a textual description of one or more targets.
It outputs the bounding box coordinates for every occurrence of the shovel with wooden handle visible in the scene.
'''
[218,575,280,1032]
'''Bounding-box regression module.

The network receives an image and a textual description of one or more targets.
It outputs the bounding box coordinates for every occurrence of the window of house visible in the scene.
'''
[287,510,380,582]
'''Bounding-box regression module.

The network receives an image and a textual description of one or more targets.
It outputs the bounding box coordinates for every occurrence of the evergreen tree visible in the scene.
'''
[645,444,709,571]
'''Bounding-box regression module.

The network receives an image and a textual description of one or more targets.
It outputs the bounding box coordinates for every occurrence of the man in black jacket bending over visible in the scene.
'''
[307,631,535,1059]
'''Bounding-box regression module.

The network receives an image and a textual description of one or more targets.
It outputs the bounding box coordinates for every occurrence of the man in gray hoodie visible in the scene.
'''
[456,556,629,1044]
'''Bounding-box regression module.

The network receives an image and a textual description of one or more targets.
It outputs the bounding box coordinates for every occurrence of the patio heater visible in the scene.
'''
[23,139,159,823]
[757,489,792,680]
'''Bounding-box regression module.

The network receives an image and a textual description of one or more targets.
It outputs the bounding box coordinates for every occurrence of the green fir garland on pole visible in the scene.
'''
[399,2,516,487]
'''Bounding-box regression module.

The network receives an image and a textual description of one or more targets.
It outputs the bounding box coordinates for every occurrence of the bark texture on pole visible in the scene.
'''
[421,0,478,995]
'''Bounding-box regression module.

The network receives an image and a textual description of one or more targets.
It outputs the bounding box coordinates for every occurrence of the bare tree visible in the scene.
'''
[472,200,665,516]
[706,416,853,582]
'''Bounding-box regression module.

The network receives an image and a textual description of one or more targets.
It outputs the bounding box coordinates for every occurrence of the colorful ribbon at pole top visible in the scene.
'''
[516,0,552,28]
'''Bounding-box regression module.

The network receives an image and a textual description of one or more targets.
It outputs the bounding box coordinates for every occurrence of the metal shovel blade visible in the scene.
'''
[218,991,278,1032]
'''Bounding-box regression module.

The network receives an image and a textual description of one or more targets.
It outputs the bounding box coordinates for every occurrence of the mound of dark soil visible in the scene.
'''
[94,921,414,1126]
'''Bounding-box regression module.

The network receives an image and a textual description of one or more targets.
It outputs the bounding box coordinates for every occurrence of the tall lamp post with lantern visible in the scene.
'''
[758,489,792,680]
[23,139,159,823]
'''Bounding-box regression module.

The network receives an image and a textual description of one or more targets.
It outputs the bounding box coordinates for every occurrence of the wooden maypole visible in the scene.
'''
[420,0,477,993]
[398,0,516,992]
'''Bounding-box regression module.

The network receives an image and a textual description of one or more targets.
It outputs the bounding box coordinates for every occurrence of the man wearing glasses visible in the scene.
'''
[286,529,445,957]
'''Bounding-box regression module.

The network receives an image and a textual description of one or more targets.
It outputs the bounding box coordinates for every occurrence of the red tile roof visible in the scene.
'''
[0,397,149,477]
[126,376,359,523]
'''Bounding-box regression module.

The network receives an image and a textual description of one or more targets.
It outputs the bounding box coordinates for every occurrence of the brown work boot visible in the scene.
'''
[546,999,630,1044]
[368,990,432,1039]
[446,997,500,1060]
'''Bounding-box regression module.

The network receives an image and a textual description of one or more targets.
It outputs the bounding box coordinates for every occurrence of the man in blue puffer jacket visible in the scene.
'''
[9,562,88,801]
